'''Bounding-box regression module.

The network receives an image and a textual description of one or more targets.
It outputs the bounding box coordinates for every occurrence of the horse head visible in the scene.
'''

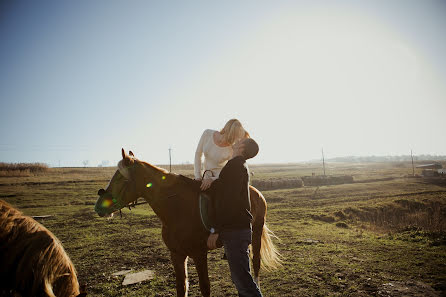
[95,148,174,217]
[94,148,141,217]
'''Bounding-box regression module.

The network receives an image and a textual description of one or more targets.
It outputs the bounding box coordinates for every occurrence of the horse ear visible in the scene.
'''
[122,148,132,166]
[129,151,134,157]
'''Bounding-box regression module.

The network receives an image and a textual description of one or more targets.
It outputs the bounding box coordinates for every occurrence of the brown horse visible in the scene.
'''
[0,200,86,297]
[94,149,280,296]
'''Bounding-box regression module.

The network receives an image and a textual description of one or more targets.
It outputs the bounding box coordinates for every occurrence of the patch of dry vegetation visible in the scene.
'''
[0,162,48,177]
[302,175,354,186]
[251,178,304,190]
[341,197,445,233]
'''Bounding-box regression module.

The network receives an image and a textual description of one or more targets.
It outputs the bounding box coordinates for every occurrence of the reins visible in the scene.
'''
[115,162,182,217]
[118,199,148,218]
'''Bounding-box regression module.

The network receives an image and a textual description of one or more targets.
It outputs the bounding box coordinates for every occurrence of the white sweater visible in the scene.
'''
[194,129,233,179]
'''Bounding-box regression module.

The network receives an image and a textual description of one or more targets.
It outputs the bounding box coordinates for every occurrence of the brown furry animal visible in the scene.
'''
[0,200,86,297]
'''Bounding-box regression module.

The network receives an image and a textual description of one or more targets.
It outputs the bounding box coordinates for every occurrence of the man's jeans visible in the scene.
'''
[220,229,263,297]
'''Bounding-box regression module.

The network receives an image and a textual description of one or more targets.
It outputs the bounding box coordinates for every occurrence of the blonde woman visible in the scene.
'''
[195,119,249,190]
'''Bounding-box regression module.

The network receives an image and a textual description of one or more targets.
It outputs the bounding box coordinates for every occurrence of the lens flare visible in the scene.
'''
[146,183,152,188]
[102,199,113,208]
[162,176,166,180]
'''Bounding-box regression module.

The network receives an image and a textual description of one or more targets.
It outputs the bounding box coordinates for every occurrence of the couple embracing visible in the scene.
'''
[194,119,263,297]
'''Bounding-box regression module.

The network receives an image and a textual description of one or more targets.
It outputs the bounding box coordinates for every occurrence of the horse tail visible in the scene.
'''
[259,222,282,271]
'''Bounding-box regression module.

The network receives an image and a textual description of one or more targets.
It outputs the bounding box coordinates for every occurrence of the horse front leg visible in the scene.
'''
[170,251,188,297]
[192,251,210,297]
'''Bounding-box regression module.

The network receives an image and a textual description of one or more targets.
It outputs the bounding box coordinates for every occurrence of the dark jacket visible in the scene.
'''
[208,156,253,232]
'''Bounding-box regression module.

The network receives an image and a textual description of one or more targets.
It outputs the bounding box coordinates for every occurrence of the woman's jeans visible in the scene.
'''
[220,229,263,297]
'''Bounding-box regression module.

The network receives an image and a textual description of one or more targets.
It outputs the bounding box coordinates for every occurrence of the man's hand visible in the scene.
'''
[200,178,214,191]
[207,233,219,250]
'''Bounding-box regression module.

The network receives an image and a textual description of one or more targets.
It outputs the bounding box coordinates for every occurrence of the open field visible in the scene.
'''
[1,162,445,296]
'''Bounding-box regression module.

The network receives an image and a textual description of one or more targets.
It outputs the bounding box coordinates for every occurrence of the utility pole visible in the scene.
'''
[168,147,172,172]
[411,149,415,176]
[322,148,326,176]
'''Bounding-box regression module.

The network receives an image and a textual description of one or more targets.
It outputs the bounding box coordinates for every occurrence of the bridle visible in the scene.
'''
[116,161,179,210]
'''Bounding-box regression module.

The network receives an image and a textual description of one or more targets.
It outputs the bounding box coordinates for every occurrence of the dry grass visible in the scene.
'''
[301,175,354,186]
[342,198,445,233]
[251,178,304,190]
[0,162,48,177]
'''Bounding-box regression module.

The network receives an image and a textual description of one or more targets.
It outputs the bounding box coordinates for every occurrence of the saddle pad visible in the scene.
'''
[199,193,214,232]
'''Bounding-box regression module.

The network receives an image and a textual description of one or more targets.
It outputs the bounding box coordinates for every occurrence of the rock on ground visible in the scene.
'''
[122,270,155,286]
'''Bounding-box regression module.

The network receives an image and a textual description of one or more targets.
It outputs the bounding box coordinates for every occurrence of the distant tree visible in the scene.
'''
[82,160,89,167]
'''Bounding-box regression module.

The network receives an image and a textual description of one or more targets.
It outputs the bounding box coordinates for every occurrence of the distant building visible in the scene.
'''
[416,163,443,170]
[422,169,437,177]
[417,163,444,177]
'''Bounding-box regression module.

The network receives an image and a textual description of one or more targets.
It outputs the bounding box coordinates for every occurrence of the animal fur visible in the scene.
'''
[0,200,84,297]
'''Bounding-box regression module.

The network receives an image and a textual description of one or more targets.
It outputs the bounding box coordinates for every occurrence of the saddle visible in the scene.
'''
[178,175,215,232]
[199,192,215,232]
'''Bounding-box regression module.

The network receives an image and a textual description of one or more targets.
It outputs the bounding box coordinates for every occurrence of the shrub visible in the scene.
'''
[0,162,48,177]
[343,200,445,232]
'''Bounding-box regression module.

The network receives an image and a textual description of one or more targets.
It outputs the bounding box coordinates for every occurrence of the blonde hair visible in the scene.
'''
[220,119,250,145]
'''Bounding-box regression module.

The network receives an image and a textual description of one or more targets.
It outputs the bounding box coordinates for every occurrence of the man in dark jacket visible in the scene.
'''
[206,138,262,297]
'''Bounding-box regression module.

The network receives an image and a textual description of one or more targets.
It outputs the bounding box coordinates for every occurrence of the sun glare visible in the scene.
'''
[162,8,438,163]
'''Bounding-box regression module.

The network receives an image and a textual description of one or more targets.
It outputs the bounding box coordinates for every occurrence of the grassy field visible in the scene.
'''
[1,162,445,296]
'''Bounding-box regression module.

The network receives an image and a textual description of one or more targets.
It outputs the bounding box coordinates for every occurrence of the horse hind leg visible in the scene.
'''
[251,221,263,286]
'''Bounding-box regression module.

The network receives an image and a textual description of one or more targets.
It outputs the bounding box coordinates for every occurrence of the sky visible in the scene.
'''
[0,0,445,167]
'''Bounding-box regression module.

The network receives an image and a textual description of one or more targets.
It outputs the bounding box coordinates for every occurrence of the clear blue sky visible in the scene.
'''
[1,0,445,166]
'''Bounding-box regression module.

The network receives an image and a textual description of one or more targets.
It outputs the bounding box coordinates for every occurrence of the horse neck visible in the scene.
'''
[135,162,188,226]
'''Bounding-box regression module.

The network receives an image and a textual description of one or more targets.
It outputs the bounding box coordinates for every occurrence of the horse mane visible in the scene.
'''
[137,160,201,191]
[0,200,81,297]
[138,160,170,175]
[118,158,169,179]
